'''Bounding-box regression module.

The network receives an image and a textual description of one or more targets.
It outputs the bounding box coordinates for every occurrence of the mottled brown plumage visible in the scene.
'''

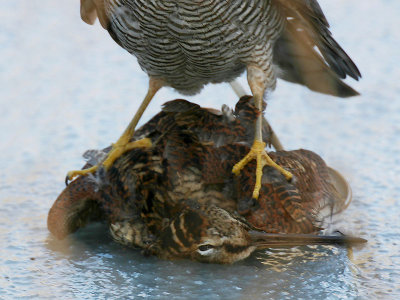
[49,97,365,263]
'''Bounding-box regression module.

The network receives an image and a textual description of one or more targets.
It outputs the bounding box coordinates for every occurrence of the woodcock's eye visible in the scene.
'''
[198,244,214,251]
[197,244,215,255]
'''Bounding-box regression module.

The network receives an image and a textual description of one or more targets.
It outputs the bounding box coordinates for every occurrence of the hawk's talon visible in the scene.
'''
[65,165,99,186]
[232,140,293,199]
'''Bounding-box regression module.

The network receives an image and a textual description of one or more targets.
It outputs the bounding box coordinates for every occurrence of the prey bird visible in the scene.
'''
[50,97,366,264]
[68,0,361,199]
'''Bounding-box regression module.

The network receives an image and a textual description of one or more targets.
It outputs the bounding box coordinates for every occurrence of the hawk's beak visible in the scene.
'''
[248,231,367,248]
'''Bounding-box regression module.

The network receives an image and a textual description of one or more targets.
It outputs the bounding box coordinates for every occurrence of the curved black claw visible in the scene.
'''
[65,175,71,186]
[237,197,258,215]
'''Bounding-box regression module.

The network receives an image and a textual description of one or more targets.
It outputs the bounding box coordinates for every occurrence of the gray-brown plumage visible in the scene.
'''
[49,97,365,264]
[82,0,360,95]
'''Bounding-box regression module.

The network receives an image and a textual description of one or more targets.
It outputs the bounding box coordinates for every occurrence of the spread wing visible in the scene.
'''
[272,0,361,97]
[47,177,102,239]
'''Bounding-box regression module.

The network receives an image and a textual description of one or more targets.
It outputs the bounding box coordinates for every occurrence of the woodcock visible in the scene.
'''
[68,0,361,200]
[49,96,366,264]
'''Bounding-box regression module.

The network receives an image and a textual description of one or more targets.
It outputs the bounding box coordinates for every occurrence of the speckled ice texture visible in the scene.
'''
[1,1,399,299]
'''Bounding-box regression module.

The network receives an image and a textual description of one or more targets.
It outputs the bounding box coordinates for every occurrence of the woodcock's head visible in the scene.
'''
[144,205,366,264]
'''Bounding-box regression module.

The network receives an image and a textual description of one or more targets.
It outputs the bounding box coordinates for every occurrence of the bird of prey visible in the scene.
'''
[69,0,361,199]
[50,97,366,264]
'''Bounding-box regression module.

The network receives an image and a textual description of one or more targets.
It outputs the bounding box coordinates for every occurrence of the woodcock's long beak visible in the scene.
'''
[248,231,367,249]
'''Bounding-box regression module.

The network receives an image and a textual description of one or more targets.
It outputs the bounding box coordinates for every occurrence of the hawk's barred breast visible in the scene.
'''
[107,0,284,94]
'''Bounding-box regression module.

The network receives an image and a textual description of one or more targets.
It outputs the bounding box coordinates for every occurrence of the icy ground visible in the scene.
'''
[1,1,399,298]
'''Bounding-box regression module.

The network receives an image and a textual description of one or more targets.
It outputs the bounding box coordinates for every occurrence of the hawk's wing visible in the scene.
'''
[272,0,361,97]
[80,0,109,28]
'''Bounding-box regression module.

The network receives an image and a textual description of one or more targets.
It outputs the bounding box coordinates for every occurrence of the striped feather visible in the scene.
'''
[104,0,284,94]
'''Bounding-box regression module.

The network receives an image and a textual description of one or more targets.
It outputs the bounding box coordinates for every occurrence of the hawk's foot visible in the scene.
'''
[232,140,292,199]
[66,138,152,184]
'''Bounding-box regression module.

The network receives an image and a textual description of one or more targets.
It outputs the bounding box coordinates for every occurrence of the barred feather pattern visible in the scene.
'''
[106,0,284,94]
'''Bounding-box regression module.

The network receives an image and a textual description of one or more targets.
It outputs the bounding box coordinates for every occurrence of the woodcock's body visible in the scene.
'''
[49,97,365,263]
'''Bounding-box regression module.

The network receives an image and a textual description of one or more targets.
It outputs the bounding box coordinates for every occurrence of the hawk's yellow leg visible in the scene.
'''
[66,78,163,182]
[232,66,292,199]
[67,138,152,180]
